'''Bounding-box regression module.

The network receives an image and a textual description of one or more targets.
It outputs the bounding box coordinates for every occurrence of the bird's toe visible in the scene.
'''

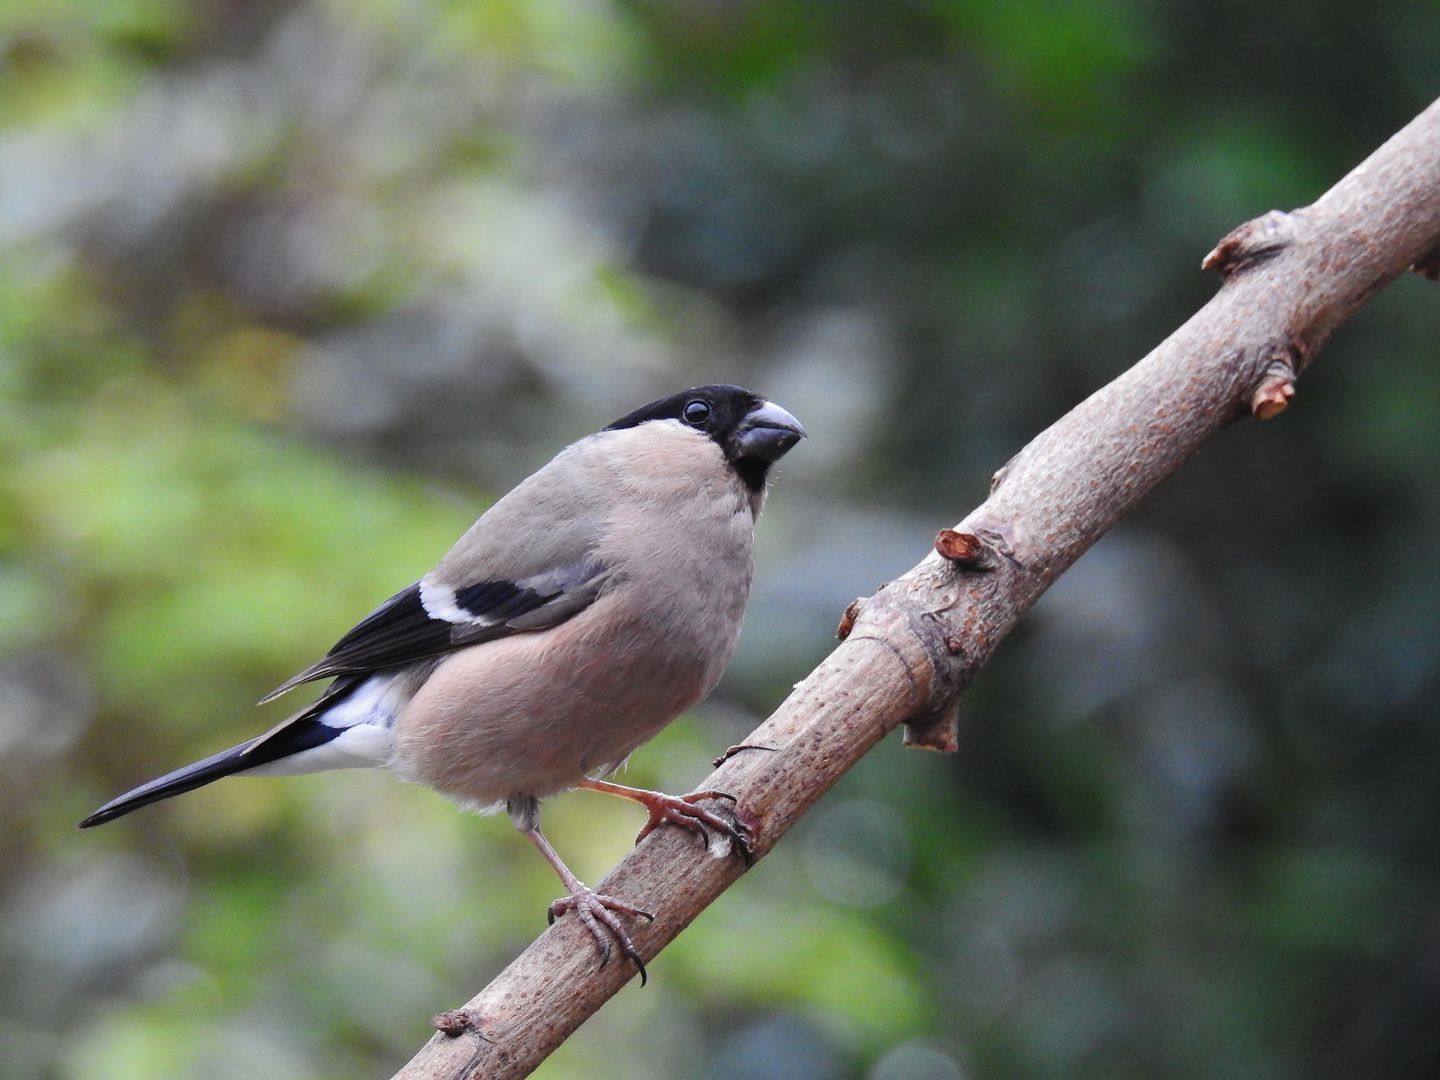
[547,887,654,984]
[634,790,753,861]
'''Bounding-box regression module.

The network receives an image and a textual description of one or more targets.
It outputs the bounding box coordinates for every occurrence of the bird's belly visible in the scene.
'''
[388,587,739,812]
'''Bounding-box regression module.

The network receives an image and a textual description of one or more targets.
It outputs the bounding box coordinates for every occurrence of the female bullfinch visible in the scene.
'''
[81,384,805,980]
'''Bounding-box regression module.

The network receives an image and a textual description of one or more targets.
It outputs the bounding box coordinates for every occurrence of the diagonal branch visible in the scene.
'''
[394,95,1440,1080]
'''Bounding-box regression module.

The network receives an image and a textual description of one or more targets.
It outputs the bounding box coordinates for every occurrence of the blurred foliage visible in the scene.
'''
[2,1,1440,1079]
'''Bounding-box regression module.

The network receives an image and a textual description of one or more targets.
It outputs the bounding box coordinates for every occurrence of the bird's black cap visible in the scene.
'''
[606,385,806,492]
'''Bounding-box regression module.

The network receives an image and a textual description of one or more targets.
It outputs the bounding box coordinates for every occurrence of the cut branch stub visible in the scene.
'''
[836,596,865,640]
[934,528,985,565]
[1251,357,1298,419]
[430,1010,485,1038]
[1411,239,1440,279]
[1202,208,1297,275]
[902,698,961,753]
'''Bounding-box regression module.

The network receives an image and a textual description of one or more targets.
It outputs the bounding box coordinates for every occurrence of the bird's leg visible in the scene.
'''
[576,778,753,861]
[506,795,653,984]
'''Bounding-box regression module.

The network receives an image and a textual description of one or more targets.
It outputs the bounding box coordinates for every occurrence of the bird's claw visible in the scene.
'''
[547,887,654,984]
[634,789,754,863]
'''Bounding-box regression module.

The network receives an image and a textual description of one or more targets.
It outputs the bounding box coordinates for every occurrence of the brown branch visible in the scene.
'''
[393,95,1440,1080]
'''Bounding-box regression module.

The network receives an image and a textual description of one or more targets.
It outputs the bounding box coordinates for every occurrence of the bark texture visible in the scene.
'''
[394,95,1440,1080]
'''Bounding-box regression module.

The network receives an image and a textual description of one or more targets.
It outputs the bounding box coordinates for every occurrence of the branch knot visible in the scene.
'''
[1251,357,1297,419]
[934,529,985,566]
[1203,209,1296,276]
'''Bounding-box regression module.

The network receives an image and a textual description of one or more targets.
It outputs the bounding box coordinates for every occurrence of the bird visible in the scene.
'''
[79,384,805,981]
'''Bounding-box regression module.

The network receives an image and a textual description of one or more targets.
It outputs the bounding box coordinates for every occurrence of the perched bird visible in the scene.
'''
[80,384,804,980]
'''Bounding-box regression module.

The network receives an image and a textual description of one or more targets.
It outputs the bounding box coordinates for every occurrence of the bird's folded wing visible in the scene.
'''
[260,514,610,704]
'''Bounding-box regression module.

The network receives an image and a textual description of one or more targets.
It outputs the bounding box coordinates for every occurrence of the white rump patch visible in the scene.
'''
[319,672,409,729]
[239,673,412,777]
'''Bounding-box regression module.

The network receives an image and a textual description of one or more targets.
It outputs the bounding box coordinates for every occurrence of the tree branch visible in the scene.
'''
[393,95,1440,1080]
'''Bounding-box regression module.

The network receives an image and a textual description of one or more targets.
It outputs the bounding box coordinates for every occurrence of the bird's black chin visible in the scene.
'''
[732,456,773,494]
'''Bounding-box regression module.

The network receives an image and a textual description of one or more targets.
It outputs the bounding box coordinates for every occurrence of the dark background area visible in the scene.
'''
[2,1,1439,1077]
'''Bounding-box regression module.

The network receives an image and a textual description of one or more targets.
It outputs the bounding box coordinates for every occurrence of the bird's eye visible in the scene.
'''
[682,400,711,426]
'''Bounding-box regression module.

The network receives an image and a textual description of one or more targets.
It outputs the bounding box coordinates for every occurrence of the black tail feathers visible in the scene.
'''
[78,676,366,829]
[78,741,259,828]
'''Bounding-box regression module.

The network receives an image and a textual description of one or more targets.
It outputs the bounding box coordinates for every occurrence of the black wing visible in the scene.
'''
[259,566,605,704]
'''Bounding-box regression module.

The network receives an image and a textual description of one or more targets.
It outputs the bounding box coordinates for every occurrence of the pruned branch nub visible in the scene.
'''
[1251,369,1296,419]
[1411,239,1440,280]
[1202,209,1297,275]
[935,529,985,565]
[902,697,961,753]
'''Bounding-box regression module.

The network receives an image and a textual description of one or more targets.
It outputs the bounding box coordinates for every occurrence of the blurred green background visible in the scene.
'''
[3,1,1440,1078]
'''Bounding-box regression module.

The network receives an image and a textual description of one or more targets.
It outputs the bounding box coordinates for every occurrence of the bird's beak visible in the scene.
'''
[737,400,807,461]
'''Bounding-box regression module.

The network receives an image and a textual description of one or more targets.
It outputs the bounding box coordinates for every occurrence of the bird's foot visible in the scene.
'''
[547,887,654,984]
[633,789,754,863]
[575,777,756,863]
